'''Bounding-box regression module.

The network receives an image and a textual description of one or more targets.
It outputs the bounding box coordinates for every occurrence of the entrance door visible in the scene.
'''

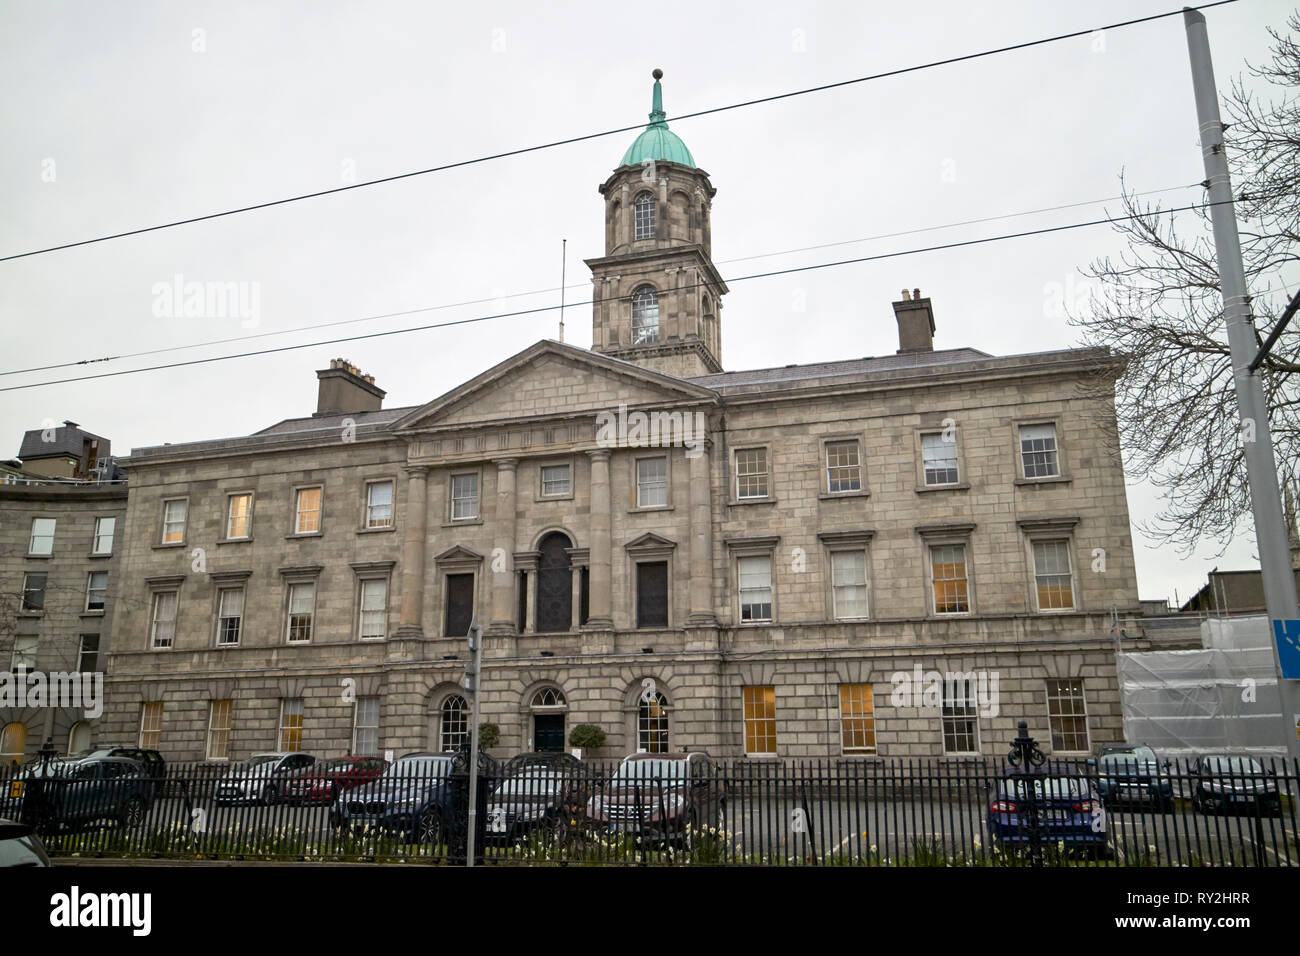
[533,714,565,752]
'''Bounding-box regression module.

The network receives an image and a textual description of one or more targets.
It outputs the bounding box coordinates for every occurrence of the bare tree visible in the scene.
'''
[1070,12,1300,553]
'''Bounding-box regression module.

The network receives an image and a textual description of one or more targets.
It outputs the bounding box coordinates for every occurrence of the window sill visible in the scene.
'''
[534,493,575,504]
[915,482,970,494]
[286,532,323,540]
[80,610,105,618]
[216,537,253,546]
[441,518,483,528]
[357,525,397,535]
[629,505,674,514]
[728,497,777,507]
[1015,475,1072,486]
[87,552,113,559]
[17,611,44,619]
[818,490,868,501]
[24,553,52,560]
[152,542,187,550]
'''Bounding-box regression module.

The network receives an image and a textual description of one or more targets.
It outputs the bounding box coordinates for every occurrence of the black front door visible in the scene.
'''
[535,532,572,632]
[533,714,565,752]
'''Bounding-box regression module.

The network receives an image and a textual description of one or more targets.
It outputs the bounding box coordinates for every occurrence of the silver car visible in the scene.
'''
[214,753,317,805]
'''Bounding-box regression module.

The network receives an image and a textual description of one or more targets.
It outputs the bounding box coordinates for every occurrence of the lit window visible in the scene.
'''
[631,286,659,344]
[541,464,571,497]
[353,697,380,755]
[735,448,768,499]
[150,591,178,649]
[11,636,38,671]
[295,487,322,534]
[738,555,773,622]
[1046,679,1089,752]
[634,192,656,240]
[942,679,979,754]
[226,493,253,539]
[830,550,868,619]
[286,583,315,643]
[279,699,304,752]
[162,500,187,543]
[207,700,232,761]
[439,696,469,752]
[139,701,163,749]
[636,457,668,508]
[638,691,670,754]
[0,722,28,765]
[839,684,876,755]
[85,571,108,611]
[451,474,479,521]
[825,441,862,493]
[365,480,393,528]
[21,573,46,612]
[92,516,116,554]
[359,578,387,640]
[1033,540,1074,610]
[922,433,959,485]
[1020,423,1059,478]
[931,544,969,614]
[743,686,776,756]
[217,587,244,645]
[28,518,55,555]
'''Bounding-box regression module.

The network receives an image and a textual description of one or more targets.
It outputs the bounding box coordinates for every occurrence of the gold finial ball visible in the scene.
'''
[652,68,663,80]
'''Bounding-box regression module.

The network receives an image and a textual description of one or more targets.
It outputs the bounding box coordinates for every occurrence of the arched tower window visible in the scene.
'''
[631,286,660,345]
[439,695,469,752]
[634,192,656,240]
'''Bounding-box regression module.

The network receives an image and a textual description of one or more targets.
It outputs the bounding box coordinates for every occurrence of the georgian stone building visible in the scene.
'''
[94,72,1144,763]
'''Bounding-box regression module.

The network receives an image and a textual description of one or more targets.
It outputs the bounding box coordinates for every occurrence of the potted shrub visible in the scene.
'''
[568,724,606,758]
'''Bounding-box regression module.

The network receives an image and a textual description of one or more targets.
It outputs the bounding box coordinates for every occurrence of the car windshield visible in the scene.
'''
[611,760,689,784]
[1204,757,1265,774]
[497,773,562,797]
[1100,754,1158,770]
[1003,776,1090,799]
[0,834,46,867]
[381,758,449,780]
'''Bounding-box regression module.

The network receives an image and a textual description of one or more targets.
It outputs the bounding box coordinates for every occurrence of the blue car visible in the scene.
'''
[987,771,1111,858]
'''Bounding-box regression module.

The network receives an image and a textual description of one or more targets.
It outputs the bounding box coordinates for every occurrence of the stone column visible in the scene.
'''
[688,438,716,625]
[585,449,613,629]
[395,466,429,638]
[488,458,518,636]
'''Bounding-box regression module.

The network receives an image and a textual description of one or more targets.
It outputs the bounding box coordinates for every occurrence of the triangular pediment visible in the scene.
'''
[625,532,677,552]
[393,340,716,432]
[434,545,484,565]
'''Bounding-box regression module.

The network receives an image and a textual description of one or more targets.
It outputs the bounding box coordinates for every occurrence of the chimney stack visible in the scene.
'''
[314,359,386,417]
[892,288,935,353]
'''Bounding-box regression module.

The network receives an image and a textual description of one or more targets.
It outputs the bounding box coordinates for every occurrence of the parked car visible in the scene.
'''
[71,747,167,797]
[1190,754,1282,816]
[1,756,154,833]
[282,756,388,804]
[214,753,317,806]
[332,751,497,843]
[987,770,1111,858]
[585,752,725,847]
[485,752,589,844]
[1090,750,1174,812]
[0,818,50,867]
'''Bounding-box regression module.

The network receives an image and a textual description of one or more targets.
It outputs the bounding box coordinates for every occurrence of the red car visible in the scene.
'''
[282,756,388,804]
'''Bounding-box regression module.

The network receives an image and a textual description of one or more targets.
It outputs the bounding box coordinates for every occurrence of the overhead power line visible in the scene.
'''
[0,1,1237,264]
[0,196,1237,394]
[0,182,1200,379]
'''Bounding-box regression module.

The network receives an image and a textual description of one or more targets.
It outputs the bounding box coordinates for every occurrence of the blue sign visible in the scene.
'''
[1274,619,1300,679]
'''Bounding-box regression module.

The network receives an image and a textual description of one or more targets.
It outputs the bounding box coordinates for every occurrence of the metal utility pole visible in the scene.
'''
[465,618,483,866]
[1185,8,1300,759]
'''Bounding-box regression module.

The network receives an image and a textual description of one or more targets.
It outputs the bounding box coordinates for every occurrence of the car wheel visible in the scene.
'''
[119,797,145,829]
[418,807,442,845]
[261,784,278,807]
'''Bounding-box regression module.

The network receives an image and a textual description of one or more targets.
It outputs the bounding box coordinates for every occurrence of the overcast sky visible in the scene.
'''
[1,0,1293,606]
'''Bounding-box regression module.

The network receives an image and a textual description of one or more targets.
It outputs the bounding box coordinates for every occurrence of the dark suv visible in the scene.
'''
[586,752,726,846]
[74,748,167,797]
[485,752,589,844]
[3,757,154,833]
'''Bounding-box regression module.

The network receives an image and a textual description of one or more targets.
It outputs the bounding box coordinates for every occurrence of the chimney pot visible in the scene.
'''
[901,289,910,301]
[913,288,921,300]
[314,359,386,417]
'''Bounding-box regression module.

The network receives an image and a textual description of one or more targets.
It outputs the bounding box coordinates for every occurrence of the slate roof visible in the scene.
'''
[685,348,993,389]
[17,424,109,461]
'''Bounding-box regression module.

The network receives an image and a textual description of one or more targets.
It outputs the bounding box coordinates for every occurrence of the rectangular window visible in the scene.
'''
[451,474,479,520]
[365,480,393,528]
[830,550,869,619]
[737,555,773,622]
[735,448,768,499]
[931,544,969,614]
[839,684,876,755]
[942,679,979,754]
[226,493,253,539]
[279,699,304,752]
[85,571,108,611]
[1046,679,1089,752]
[286,583,315,643]
[150,591,178,649]
[78,634,99,672]
[825,440,862,493]
[1020,423,1059,478]
[444,574,474,638]
[359,578,388,640]
[353,697,380,755]
[217,587,244,645]
[92,516,116,554]
[138,701,163,749]
[1033,540,1075,610]
[162,499,187,543]
[540,464,571,497]
[21,573,46,612]
[922,433,959,485]
[207,699,233,761]
[294,487,322,534]
[636,456,668,508]
[29,517,55,555]
[743,686,777,756]
[11,636,38,670]
[636,561,669,628]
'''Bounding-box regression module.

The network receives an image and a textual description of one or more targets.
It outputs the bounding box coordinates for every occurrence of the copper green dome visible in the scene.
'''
[618,69,695,169]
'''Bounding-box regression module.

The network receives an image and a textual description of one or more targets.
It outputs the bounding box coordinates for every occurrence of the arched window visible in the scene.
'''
[531,687,567,709]
[634,192,656,240]
[638,691,670,754]
[440,695,469,752]
[67,721,91,756]
[535,531,573,633]
[1,722,27,768]
[631,286,659,345]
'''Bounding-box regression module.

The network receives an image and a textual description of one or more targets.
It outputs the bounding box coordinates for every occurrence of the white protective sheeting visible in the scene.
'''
[1117,615,1286,756]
